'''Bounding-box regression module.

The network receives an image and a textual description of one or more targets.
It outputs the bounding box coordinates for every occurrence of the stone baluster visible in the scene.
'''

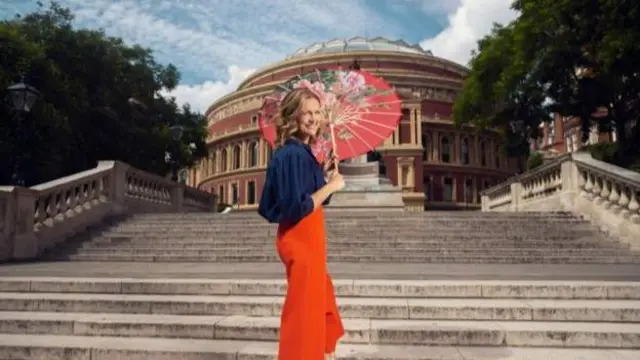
[607,182,620,210]
[629,189,640,223]
[598,179,610,205]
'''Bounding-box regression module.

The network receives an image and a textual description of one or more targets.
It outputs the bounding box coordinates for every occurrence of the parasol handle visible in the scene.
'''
[329,123,339,171]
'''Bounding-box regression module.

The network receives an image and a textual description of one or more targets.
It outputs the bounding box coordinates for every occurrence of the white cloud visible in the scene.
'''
[420,0,518,66]
[38,0,408,113]
[161,65,256,113]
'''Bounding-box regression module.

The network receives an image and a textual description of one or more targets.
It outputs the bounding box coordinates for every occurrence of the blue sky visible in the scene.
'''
[1,0,517,112]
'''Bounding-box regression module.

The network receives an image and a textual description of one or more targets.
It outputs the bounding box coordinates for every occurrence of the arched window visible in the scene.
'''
[441,136,451,163]
[209,153,216,174]
[480,141,487,166]
[232,145,241,170]
[248,142,258,167]
[461,138,470,164]
[220,149,227,172]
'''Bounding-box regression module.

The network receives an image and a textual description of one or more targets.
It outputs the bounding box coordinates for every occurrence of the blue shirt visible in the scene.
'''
[258,138,331,225]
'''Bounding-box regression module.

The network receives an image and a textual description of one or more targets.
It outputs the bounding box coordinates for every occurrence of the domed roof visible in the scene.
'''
[286,36,433,59]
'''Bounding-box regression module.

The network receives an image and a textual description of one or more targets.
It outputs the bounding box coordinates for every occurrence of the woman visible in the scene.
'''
[258,87,346,360]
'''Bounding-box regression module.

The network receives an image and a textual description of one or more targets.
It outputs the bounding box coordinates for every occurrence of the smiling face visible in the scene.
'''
[295,96,323,143]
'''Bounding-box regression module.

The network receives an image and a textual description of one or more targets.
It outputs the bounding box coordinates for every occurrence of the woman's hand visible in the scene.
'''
[327,169,345,193]
[323,151,338,173]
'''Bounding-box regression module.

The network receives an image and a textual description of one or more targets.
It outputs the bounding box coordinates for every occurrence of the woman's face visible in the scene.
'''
[296,96,323,142]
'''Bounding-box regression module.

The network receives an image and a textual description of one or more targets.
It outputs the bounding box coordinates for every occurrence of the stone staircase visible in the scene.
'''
[45,211,640,264]
[1,210,640,358]
[0,276,639,359]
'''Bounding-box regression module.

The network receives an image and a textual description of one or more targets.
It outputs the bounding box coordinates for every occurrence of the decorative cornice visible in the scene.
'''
[206,51,469,116]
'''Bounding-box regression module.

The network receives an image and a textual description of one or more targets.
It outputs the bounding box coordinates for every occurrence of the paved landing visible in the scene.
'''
[2,262,640,280]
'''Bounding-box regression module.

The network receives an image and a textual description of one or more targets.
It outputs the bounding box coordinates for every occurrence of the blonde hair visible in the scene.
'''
[274,88,323,147]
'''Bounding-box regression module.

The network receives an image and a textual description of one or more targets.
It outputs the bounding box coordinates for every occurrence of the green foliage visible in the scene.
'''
[454,0,640,167]
[0,1,207,186]
[526,152,544,171]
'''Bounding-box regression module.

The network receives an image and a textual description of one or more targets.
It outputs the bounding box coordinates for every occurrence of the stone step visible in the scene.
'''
[2,278,638,299]
[1,334,637,360]
[81,240,630,250]
[52,253,640,263]
[90,232,597,241]
[1,292,638,321]
[108,223,591,231]
[0,312,638,348]
[68,248,635,257]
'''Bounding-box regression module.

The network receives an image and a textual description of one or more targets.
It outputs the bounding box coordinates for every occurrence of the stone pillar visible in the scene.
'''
[171,184,184,212]
[345,154,368,164]
[101,160,129,215]
[409,108,416,144]
[0,186,39,261]
[258,139,265,166]
[416,108,423,147]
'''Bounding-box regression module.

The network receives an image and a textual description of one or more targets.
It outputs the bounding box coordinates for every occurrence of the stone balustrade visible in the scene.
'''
[481,152,640,248]
[0,161,217,262]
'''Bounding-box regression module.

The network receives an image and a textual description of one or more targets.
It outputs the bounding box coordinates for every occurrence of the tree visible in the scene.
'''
[0,1,208,186]
[453,0,640,167]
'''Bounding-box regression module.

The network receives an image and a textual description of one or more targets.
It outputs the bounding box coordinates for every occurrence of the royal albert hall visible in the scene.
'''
[187,37,518,211]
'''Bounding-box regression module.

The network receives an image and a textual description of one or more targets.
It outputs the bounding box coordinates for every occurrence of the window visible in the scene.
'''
[218,185,224,203]
[231,183,239,205]
[248,142,258,167]
[480,141,487,166]
[232,145,241,170]
[247,181,256,204]
[547,125,555,145]
[461,138,470,164]
[423,177,431,201]
[441,137,451,163]
[465,178,473,203]
[210,153,216,174]
[250,115,258,126]
[443,177,453,202]
[220,149,227,172]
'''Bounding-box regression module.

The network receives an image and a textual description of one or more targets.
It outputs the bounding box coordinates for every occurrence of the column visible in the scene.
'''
[409,107,416,144]
[258,138,265,166]
[241,141,247,168]
[227,145,232,171]
[416,108,423,147]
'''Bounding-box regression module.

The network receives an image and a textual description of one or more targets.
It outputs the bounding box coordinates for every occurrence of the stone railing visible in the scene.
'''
[0,161,217,262]
[481,152,640,248]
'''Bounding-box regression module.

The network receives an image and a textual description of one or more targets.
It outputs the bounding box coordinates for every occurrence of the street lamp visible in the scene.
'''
[167,125,184,181]
[509,120,526,173]
[5,79,40,186]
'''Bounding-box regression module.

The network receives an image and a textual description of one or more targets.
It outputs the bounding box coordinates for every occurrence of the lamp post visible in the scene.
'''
[5,79,40,186]
[509,120,526,173]
[167,125,184,181]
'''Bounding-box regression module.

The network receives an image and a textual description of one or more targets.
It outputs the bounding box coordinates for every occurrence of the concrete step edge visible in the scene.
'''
[1,278,638,299]
[0,312,638,348]
[0,334,638,360]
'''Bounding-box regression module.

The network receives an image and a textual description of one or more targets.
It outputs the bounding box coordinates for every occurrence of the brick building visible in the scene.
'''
[187,37,518,210]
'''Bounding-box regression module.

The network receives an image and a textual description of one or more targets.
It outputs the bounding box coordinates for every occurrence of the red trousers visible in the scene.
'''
[276,207,345,360]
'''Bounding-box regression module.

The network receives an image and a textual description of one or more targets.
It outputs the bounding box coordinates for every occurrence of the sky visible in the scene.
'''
[1,0,518,113]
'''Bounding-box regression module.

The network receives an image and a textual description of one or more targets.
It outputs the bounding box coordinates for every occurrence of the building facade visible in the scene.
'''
[188,37,518,210]
[531,110,618,154]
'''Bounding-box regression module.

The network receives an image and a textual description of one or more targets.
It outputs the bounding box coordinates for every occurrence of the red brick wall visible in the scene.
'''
[208,110,254,134]
[421,100,453,118]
